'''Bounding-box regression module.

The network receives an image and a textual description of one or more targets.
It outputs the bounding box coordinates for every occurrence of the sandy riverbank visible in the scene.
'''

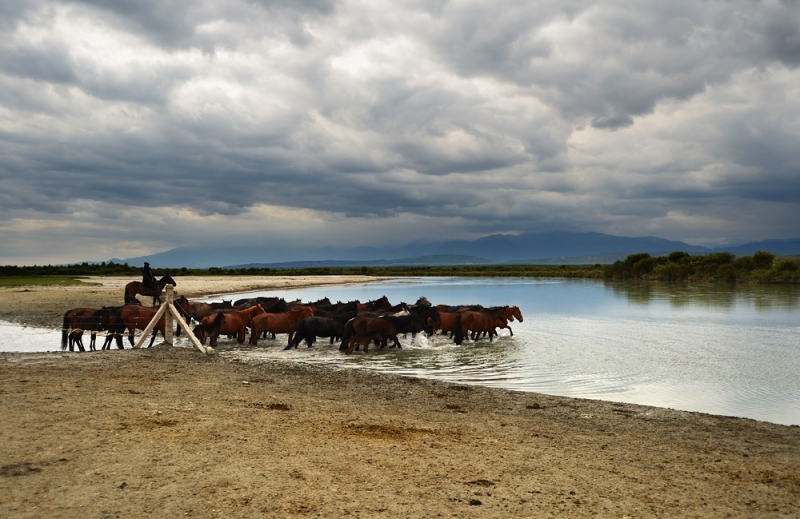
[1,277,799,517]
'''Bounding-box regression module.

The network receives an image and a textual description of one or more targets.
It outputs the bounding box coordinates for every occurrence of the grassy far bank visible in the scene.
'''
[0,250,798,285]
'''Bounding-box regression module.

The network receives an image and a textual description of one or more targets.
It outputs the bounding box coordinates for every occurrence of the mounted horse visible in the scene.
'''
[124,274,177,305]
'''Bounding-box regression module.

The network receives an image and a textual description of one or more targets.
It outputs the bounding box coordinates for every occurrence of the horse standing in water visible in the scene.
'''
[124,274,177,305]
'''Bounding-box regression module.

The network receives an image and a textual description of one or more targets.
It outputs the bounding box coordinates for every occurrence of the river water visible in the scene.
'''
[2,277,798,425]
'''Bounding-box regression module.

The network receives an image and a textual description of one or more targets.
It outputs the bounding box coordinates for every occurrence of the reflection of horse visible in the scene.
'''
[249,306,314,347]
[124,275,177,305]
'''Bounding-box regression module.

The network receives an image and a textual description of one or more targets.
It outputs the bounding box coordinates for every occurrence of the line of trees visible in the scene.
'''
[604,251,799,283]
[0,262,606,279]
[1,251,798,282]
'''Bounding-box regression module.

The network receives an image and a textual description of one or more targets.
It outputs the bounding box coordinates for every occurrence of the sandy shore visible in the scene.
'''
[1,276,799,517]
[0,275,383,329]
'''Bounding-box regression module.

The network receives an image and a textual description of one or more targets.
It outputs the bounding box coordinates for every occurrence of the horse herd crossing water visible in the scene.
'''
[60,278,523,353]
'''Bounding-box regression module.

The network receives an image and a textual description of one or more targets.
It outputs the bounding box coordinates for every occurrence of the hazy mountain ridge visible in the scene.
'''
[109,232,800,269]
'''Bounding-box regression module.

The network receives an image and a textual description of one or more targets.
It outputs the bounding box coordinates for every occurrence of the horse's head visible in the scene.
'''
[508,306,523,322]
[175,296,194,318]
[160,274,177,287]
[221,300,233,308]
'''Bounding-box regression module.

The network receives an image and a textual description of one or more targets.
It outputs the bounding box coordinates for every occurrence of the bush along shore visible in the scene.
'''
[605,251,800,283]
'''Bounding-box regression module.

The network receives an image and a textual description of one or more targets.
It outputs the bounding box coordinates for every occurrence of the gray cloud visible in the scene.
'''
[1,0,799,264]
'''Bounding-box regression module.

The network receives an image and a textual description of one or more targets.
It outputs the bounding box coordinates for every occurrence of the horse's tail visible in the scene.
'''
[340,318,356,351]
[454,314,464,345]
[124,287,135,304]
[61,311,70,350]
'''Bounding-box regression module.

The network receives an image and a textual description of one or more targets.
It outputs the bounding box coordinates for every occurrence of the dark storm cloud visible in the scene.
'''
[1,0,799,263]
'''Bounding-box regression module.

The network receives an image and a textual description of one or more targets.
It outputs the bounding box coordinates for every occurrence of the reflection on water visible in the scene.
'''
[1,278,799,426]
[607,280,800,310]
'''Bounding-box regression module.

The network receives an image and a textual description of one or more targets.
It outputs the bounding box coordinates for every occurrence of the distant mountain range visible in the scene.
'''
[108,232,800,269]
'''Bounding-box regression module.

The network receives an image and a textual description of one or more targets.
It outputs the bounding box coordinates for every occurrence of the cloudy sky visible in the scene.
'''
[1,0,799,265]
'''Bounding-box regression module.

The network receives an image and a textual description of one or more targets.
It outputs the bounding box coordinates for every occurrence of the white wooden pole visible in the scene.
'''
[167,304,211,354]
[164,285,174,345]
[131,284,213,354]
[132,302,168,349]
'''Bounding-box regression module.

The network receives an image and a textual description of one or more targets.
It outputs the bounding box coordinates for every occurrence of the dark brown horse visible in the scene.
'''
[124,274,177,305]
[174,296,233,324]
[346,330,384,354]
[61,307,100,351]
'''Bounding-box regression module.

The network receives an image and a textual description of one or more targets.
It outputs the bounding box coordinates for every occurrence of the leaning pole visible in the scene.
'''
[132,284,211,354]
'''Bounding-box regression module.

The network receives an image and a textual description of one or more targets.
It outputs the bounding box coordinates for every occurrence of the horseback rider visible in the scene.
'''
[142,262,156,291]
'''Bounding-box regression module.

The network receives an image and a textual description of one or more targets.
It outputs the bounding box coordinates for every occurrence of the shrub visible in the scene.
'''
[668,251,691,262]
[753,251,776,269]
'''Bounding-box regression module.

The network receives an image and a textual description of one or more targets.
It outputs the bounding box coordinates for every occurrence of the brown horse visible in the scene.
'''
[356,295,392,313]
[124,274,177,305]
[199,304,265,347]
[495,305,523,336]
[346,330,384,354]
[61,307,105,351]
[249,306,314,347]
[174,296,233,324]
[342,315,402,349]
[118,304,168,347]
[453,307,510,345]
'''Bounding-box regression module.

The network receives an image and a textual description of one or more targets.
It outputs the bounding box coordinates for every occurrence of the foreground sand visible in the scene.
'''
[1,277,799,517]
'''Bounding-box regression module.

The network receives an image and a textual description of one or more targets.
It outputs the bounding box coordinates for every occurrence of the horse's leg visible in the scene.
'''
[148,330,158,348]
[90,333,96,351]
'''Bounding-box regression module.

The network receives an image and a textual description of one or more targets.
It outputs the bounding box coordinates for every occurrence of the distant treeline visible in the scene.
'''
[604,251,799,283]
[1,251,797,283]
[0,261,604,279]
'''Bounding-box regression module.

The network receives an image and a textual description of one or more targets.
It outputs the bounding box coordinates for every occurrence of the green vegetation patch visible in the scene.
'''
[0,276,88,287]
[605,251,799,283]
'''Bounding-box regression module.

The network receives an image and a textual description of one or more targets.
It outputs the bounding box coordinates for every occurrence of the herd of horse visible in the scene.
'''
[61,276,523,353]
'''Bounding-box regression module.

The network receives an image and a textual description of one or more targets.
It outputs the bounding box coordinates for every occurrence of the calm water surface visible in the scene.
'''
[2,278,798,425]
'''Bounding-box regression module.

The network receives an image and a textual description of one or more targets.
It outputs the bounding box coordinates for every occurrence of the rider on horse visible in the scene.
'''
[142,262,156,291]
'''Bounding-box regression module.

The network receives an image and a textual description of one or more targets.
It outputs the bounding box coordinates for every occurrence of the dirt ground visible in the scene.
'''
[1,277,799,518]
